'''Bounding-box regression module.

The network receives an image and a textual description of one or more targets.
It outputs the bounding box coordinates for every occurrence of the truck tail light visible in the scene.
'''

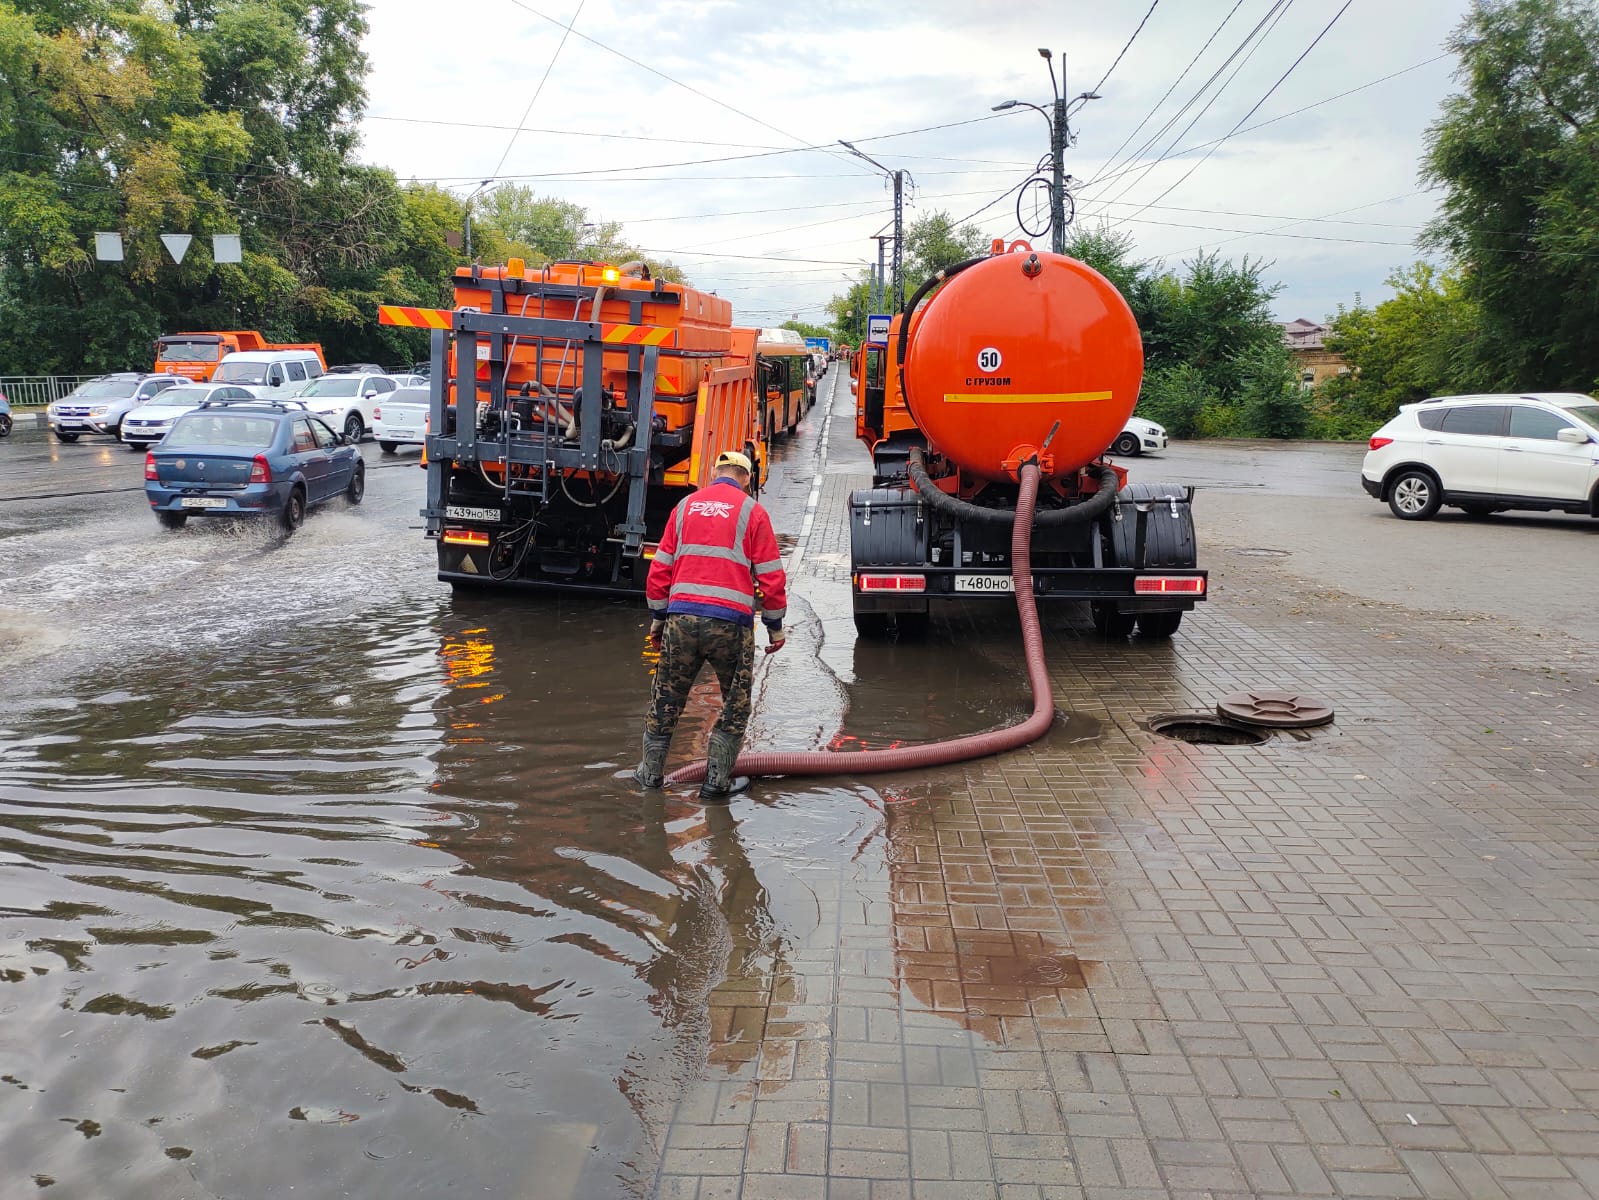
[1134,575,1206,595]
[143,452,157,481]
[249,455,271,484]
[443,528,490,547]
[856,573,926,592]
[1368,435,1393,450]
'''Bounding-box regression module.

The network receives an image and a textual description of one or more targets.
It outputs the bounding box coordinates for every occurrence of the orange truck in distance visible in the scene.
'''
[153,332,326,381]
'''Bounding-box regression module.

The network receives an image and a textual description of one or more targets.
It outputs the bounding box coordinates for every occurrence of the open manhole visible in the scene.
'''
[1146,713,1271,746]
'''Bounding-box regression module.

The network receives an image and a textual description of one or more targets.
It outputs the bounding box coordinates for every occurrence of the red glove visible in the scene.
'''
[764,627,785,655]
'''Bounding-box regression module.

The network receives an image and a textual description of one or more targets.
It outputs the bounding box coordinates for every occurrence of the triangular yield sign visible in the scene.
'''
[160,233,193,264]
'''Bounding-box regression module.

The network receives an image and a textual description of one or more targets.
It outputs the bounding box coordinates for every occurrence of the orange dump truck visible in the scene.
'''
[379,259,766,596]
[153,331,326,381]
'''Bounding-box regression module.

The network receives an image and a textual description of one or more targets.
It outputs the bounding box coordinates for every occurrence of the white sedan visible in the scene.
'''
[373,386,429,454]
[1110,416,1168,457]
[119,383,258,449]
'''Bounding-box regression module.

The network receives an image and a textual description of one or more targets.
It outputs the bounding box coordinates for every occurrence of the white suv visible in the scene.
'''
[293,373,398,442]
[1362,392,1599,520]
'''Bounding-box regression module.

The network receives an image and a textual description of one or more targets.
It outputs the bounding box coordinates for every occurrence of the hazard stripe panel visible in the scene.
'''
[376,305,676,347]
[378,305,452,329]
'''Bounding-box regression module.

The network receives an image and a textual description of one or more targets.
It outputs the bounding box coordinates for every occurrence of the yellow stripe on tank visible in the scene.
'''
[943,391,1113,404]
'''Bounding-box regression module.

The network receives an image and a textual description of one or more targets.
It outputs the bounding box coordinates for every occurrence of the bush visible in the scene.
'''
[1136,363,1213,438]
[1236,343,1308,439]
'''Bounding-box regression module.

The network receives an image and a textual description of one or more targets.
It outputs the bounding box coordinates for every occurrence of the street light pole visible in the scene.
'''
[993,51,1099,255]
[840,140,909,312]
[462,178,494,262]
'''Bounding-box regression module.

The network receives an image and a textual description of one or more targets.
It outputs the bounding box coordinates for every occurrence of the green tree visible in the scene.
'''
[902,210,989,286]
[1422,0,1599,389]
[1321,262,1489,431]
[780,319,831,340]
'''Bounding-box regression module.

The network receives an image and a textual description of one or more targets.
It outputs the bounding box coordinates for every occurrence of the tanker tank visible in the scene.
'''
[900,248,1144,483]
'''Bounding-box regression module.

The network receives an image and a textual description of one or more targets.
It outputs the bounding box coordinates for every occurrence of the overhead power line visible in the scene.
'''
[1110,0,1355,224]
[1092,1,1160,94]
[488,0,587,180]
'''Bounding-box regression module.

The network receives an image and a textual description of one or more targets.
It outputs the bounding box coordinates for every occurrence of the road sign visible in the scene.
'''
[803,336,830,352]
[160,233,193,264]
[867,314,890,344]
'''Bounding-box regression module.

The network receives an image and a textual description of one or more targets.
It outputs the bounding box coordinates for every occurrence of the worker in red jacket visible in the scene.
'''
[637,450,788,800]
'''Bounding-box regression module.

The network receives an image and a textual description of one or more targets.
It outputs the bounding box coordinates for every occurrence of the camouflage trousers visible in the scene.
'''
[645,614,755,741]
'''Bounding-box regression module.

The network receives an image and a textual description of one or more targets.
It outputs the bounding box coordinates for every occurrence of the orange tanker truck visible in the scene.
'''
[154,331,325,381]
[379,258,766,595]
[849,239,1206,640]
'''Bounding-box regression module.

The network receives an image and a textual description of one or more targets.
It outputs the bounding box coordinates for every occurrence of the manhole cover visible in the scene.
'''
[1230,547,1290,557]
[1216,689,1334,728]
[1147,713,1270,746]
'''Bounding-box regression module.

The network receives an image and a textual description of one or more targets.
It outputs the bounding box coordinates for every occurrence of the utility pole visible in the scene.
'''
[993,51,1099,254]
[841,140,913,312]
[871,235,889,314]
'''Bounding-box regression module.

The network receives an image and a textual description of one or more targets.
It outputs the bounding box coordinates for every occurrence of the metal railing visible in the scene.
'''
[0,375,98,408]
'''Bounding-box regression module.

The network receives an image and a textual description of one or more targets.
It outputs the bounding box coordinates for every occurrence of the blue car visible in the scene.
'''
[0,388,11,438]
[144,400,364,533]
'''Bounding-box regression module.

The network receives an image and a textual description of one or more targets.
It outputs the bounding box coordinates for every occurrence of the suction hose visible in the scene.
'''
[908,446,1119,527]
[666,462,1052,786]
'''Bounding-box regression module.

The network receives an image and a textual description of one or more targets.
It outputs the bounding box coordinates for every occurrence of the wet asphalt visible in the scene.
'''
[1,380,1595,1196]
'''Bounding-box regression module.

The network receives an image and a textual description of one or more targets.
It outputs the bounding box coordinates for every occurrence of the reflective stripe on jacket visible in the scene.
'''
[646,478,788,628]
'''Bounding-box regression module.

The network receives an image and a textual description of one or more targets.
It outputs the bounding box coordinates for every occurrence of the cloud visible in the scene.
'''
[356,0,1474,323]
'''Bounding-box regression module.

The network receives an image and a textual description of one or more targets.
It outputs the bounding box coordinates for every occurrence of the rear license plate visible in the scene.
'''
[954,574,1013,593]
[180,497,227,509]
[446,505,501,522]
[386,428,418,439]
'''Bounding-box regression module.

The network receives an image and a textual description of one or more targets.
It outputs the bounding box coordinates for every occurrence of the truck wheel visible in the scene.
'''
[894,612,930,640]
[156,511,188,530]
[1136,611,1183,639]
[1112,432,1141,456]
[53,429,79,443]
[280,486,306,533]
[853,612,891,639]
[1091,603,1136,639]
[1386,469,1440,520]
[379,441,398,454]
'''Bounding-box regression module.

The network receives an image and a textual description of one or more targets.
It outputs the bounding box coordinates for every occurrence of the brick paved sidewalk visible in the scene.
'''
[652,412,1599,1200]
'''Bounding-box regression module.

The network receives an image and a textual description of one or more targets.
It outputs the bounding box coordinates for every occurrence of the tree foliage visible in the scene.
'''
[473,185,685,282]
[1421,0,1599,390]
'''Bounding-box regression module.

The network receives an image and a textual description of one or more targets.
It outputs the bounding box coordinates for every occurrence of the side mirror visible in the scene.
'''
[1556,426,1590,444]
[363,390,378,400]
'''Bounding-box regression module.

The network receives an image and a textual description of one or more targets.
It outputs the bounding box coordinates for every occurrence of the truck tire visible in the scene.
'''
[1136,611,1183,639]
[54,429,79,443]
[1092,603,1136,639]
[853,611,891,639]
[156,511,188,530]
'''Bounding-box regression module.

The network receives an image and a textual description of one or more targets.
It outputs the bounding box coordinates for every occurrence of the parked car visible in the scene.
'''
[144,400,364,533]
[1111,415,1168,457]
[120,383,258,449]
[326,363,386,375]
[46,373,183,442]
[373,386,428,454]
[390,373,429,389]
[1361,392,1599,520]
[0,389,11,438]
[212,350,325,402]
[292,372,397,442]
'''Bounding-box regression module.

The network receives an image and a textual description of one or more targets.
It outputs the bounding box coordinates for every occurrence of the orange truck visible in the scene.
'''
[379,257,767,596]
[153,331,326,381]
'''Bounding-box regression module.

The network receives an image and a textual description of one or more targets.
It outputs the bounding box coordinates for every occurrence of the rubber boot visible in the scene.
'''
[698,730,749,803]
[634,733,670,790]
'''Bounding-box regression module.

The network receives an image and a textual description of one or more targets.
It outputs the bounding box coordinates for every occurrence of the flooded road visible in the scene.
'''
[0,372,1026,1197]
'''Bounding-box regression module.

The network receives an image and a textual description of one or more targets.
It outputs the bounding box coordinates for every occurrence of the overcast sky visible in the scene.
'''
[356,0,1471,328]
